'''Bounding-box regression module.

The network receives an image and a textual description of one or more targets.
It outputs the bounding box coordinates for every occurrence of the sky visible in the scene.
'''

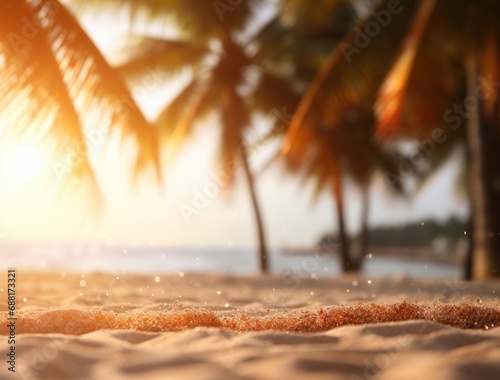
[0,4,469,249]
[0,110,469,249]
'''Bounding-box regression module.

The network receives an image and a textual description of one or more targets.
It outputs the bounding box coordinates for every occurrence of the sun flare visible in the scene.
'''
[7,145,45,182]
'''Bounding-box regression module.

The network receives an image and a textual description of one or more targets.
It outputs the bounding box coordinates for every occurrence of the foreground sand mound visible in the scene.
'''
[2,321,499,379]
[1,302,499,335]
[0,271,498,379]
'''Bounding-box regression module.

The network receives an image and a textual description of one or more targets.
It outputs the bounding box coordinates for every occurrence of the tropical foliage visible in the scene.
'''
[284,0,500,278]
[264,0,406,271]
[68,0,302,273]
[0,0,160,204]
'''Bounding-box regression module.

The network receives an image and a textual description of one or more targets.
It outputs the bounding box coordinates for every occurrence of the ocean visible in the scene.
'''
[1,242,463,279]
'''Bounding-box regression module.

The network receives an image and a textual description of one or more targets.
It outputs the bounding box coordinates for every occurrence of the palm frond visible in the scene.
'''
[155,74,219,163]
[278,0,356,33]
[307,146,340,204]
[156,36,252,161]
[155,78,200,138]
[116,37,208,80]
[482,33,500,126]
[67,0,264,39]
[220,88,248,187]
[46,0,161,180]
[249,70,300,115]
[0,0,99,198]
[375,0,438,136]
[376,0,500,137]
[253,4,357,86]
[413,126,466,192]
[282,0,419,155]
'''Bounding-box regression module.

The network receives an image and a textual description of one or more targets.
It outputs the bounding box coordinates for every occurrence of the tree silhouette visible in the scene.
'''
[283,0,500,279]
[262,0,403,272]
[0,0,160,204]
[70,0,304,273]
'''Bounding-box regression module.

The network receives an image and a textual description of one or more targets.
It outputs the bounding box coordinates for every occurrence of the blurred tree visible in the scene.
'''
[69,0,303,273]
[259,0,404,272]
[376,0,500,280]
[0,0,160,202]
[284,0,500,279]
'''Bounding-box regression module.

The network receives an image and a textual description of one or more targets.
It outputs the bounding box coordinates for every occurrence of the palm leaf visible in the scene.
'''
[249,70,300,115]
[220,88,249,188]
[155,78,200,139]
[278,0,356,32]
[253,3,358,86]
[0,0,98,198]
[67,0,263,39]
[281,0,419,155]
[376,0,500,137]
[155,74,219,162]
[156,38,249,165]
[482,33,500,126]
[375,0,438,136]
[115,37,207,80]
[45,0,161,180]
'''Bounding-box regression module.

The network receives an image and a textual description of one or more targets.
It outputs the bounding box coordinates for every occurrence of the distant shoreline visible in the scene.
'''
[280,246,465,265]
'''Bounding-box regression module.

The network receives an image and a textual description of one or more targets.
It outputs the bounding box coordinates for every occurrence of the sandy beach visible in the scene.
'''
[1,271,499,380]
[2,1,500,380]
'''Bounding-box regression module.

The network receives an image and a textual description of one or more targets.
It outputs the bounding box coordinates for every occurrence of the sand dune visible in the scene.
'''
[0,271,499,379]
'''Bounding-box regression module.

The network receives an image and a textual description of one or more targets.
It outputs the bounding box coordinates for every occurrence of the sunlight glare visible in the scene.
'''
[8,146,44,182]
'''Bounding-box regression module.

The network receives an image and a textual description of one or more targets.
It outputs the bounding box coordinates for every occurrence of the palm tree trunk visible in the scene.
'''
[240,147,269,274]
[464,214,474,281]
[332,178,353,272]
[465,54,500,279]
[358,186,370,270]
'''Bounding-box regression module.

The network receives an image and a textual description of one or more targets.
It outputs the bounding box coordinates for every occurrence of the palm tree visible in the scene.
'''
[257,0,404,272]
[282,0,500,279]
[376,0,500,280]
[0,0,160,202]
[69,0,301,274]
[278,104,404,272]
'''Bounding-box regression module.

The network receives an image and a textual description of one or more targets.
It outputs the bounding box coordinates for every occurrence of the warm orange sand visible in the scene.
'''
[2,302,500,336]
[1,271,499,379]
